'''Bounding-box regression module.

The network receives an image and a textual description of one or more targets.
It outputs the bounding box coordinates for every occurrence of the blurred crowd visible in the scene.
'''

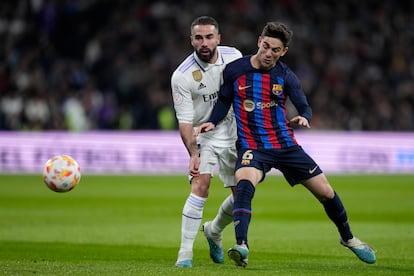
[0,0,413,131]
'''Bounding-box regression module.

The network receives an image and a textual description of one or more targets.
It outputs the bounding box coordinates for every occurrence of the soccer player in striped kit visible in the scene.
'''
[171,16,242,267]
[197,21,376,267]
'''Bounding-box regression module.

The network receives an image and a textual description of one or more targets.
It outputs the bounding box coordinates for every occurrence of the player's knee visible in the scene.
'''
[316,185,335,201]
[191,178,210,197]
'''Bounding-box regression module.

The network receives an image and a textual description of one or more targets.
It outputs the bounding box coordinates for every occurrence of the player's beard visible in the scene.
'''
[196,47,217,63]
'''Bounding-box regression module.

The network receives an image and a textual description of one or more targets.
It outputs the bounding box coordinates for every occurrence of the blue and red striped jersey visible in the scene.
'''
[209,55,312,150]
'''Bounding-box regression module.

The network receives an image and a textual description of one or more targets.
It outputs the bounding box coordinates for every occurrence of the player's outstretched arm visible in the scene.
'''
[194,122,215,136]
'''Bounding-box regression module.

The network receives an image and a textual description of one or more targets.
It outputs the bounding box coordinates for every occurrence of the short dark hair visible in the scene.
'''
[261,22,293,47]
[190,16,219,34]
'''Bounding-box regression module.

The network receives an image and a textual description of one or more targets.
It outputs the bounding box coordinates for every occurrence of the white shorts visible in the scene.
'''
[198,141,237,188]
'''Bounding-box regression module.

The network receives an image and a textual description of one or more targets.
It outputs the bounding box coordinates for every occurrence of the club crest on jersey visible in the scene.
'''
[241,159,251,165]
[192,70,202,82]
[272,84,283,95]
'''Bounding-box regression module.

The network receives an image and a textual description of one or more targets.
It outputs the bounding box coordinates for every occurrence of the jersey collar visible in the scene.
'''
[193,47,224,72]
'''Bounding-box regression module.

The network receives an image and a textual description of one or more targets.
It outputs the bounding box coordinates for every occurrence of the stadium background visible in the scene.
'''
[1,0,413,132]
[0,0,414,175]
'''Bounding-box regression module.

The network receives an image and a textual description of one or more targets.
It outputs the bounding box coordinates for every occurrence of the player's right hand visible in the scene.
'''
[189,155,200,176]
[194,122,215,136]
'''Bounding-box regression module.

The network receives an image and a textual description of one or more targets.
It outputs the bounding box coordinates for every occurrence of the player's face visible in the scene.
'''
[191,24,221,63]
[255,36,288,70]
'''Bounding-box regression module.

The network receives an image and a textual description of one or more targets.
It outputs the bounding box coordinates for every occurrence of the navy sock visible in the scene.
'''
[321,191,353,241]
[233,179,255,247]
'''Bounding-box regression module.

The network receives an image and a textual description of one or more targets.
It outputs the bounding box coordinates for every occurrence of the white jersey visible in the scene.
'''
[171,46,242,147]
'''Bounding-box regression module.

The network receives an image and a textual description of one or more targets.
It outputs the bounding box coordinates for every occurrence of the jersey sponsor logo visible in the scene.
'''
[238,85,251,90]
[257,100,277,109]
[192,69,202,82]
[309,165,318,174]
[243,99,277,112]
[243,99,255,112]
[198,82,206,90]
[203,91,218,102]
[272,84,283,95]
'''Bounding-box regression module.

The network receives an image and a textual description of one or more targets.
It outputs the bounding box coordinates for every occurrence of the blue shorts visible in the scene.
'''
[235,145,323,186]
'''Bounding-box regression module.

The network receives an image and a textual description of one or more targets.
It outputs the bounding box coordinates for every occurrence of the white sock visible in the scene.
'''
[178,193,206,260]
[210,194,234,235]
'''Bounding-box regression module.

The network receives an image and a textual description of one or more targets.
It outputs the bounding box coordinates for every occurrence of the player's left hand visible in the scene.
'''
[290,116,310,128]
[194,122,215,136]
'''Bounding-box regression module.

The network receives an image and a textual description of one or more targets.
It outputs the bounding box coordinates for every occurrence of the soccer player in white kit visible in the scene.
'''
[171,16,242,268]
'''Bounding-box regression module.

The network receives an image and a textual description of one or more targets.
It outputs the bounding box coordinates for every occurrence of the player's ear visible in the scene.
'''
[257,36,262,48]
[281,47,289,56]
[190,35,195,47]
[217,33,221,44]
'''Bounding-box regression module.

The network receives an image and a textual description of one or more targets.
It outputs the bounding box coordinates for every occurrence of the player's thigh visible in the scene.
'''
[216,145,238,188]
[301,173,334,201]
[198,142,220,175]
[234,149,269,185]
[277,146,323,186]
[235,167,263,187]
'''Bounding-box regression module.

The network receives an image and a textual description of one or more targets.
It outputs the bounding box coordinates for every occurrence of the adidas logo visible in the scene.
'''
[198,83,206,90]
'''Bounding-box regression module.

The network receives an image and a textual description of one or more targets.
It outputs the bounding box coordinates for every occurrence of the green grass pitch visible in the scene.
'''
[0,174,413,275]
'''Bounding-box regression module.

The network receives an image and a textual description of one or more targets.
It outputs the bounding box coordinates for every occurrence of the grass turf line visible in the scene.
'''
[0,174,413,275]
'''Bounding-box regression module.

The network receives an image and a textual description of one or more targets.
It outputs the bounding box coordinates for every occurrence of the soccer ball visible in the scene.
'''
[42,154,81,193]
